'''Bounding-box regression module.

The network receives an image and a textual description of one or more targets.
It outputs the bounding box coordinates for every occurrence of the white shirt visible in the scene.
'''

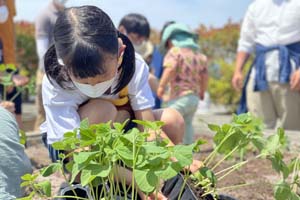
[41,54,154,144]
[238,0,300,82]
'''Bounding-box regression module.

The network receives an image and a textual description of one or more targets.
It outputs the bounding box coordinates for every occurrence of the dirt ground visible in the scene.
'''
[23,119,288,200]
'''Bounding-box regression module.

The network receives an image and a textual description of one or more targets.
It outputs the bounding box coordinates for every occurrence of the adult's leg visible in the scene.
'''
[270,82,300,130]
[246,77,277,128]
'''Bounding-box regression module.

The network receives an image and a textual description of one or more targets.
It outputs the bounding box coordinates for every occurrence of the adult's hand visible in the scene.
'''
[290,69,300,91]
[232,71,244,91]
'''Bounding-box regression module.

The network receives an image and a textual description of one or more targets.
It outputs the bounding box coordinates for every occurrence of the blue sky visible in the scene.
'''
[15,0,253,30]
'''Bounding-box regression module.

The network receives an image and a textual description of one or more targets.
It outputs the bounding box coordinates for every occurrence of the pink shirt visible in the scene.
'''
[163,47,208,100]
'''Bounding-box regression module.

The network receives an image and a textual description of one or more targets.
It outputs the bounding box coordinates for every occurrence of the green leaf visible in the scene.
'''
[80,118,90,129]
[199,167,217,186]
[80,129,96,141]
[274,181,291,200]
[117,146,133,161]
[73,152,98,164]
[133,120,164,130]
[208,124,220,132]
[20,181,31,187]
[65,161,74,173]
[143,143,167,154]
[214,128,246,154]
[113,120,129,132]
[0,64,6,71]
[155,161,182,180]
[269,152,290,179]
[85,164,112,178]
[63,131,77,138]
[51,141,66,150]
[19,129,27,145]
[41,163,62,177]
[36,181,51,197]
[70,163,82,184]
[251,135,266,152]
[263,129,287,156]
[173,144,194,168]
[121,128,140,144]
[135,169,158,193]
[80,168,95,186]
[21,173,38,181]
[290,192,300,200]
[192,139,207,152]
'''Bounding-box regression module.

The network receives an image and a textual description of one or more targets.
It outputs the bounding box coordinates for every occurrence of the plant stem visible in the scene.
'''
[217,161,248,181]
[204,130,235,166]
[178,173,188,200]
[3,85,6,101]
[9,87,23,102]
[211,146,239,171]
[60,163,78,197]
[132,133,137,200]
[201,190,214,198]
[89,183,96,200]
[291,158,299,193]
[217,182,253,191]
[53,195,89,200]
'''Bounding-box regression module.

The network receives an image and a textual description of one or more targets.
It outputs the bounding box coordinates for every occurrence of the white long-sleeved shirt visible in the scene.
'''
[238,0,300,82]
[40,54,154,144]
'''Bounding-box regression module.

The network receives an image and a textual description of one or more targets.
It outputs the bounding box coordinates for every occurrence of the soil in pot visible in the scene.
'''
[162,174,237,200]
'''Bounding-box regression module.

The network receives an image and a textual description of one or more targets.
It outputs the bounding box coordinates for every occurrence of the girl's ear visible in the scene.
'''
[118,44,126,57]
[118,38,126,57]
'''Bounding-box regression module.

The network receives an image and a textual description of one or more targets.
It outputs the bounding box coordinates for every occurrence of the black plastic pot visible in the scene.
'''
[162,174,237,200]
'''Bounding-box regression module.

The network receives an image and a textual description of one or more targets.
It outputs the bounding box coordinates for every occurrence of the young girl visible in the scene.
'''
[40,6,201,199]
[157,23,209,145]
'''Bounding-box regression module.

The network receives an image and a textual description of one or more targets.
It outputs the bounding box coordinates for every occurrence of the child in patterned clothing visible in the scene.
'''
[157,23,208,144]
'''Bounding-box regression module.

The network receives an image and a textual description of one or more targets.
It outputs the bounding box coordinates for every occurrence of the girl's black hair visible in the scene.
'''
[44,6,135,94]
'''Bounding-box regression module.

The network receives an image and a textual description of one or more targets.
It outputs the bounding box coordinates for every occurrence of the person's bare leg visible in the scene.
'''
[152,108,184,144]
[78,98,117,124]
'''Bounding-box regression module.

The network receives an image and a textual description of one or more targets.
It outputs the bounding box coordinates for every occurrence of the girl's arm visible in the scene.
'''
[157,67,175,99]
[157,47,178,99]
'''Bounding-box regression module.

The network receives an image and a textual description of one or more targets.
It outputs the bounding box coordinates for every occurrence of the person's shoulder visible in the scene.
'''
[135,53,148,69]
[131,53,149,80]
[169,46,181,54]
[35,3,53,23]
[197,52,208,63]
[0,107,15,122]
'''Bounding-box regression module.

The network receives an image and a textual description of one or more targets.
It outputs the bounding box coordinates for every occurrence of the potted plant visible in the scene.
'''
[0,63,35,102]
[18,113,290,200]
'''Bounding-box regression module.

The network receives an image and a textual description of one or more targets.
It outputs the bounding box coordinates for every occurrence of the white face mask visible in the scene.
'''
[53,0,68,6]
[73,76,116,98]
[0,6,9,23]
[133,41,146,55]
